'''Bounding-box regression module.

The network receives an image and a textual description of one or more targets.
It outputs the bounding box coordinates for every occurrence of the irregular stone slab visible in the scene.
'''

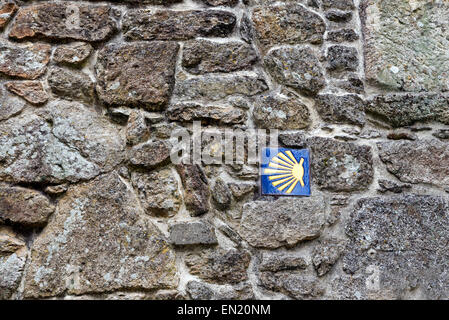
[228,183,255,200]
[131,168,181,218]
[252,4,325,53]
[169,222,217,246]
[314,94,365,126]
[9,3,117,42]
[128,140,171,169]
[361,0,449,91]
[53,42,93,66]
[326,29,359,43]
[48,67,95,104]
[0,185,55,226]
[0,226,25,255]
[0,111,99,184]
[0,41,51,79]
[259,253,308,272]
[96,41,179,110]
[366,93,449,127]
[185,248,250,284]
[377,179,411,194]
[239,195,327,248]
[378,139,449,188]
[176,164,210,216]
[198,0,239,6]
[325,10,353,23]
[211,178,232,210]
[307,137,373,192]
[344,195,449,299]
[123,9,236,41]
[322,0,354,10]
[259,272,323,299]
[5,81,48,105]
[0,247,27,299]
[167,103,246,125]
[253,93,311,129]
[182,40,257,74]
[326,45,358,72]
[312,238,346,277]
[23,172,178,298]
[126,111,149,146]
[187,281,254,300]
[264,46,325,96]
[173,74,268,102]
[0,3,17,29]
[0,87,26,121]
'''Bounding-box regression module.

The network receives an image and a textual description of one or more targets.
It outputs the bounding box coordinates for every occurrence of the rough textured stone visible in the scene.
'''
[366,93,449,127]
[186,281,254,300]
[260,272,323,299]
[5,81,48,105]
[176,164,210,216]
[174,74,268,102]
[126,111,149,146]
[344,195,449,299]
[361,0,449,91]
[386,129,417,141]
[307,137,373,192]
[128,140,171,169]
[0,41,51,79]
[279,132,307,148]
[0,185,55,226]
[182,40,257,74]
[322,0,354,10]
[0,3,17,29]
[53,42,93,66]
[336,77,365,94]
[228,183,255,200]
[325,10,353,22]
[199,0,239,6]
[264,46,325,96]
[23,172,178,298]
[0,226,25,255]
[131,168,181,218]
[185,248,250,284]
[327,45,358,72]
[252,4,326,53]
[239,195,327,248]
[314,94,365,126]
[48,67,95,104]
[212,178,232,210]
[433,129,449,140]
[167,103,246,125]
[0,87,26,121]
[253,94,311,129]
[260,253,308,272]
[169,222,217,246]
[312,238,346,277]
[123,10,236,41]
[0,246,27,299]
[377,179,411,194]
[9,3,117,42]
[96,42,179,110]
[378,139,449,188]
[326,29,359,43]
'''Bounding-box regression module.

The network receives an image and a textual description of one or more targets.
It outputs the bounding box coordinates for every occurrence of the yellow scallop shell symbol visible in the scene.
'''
[263,150,305,194]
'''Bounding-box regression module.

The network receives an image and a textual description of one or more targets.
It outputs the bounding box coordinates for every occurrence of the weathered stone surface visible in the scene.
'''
[123,10,236,41]
[53,42,93,66]
[344,195,449,299]
[240,195,327,248]
[312,238,346,277]
[187,281,254,300]
[314,94,365,126]
[128,140,171,169]
[252,4,326,53]
[0,185,55,226]
[131,168,181,218]
[361,0,449,91]
[48,67,95,104]
[96,41,179,110]
[253,93,311,129]
[182,40,257,74]
[0,226,25,255]
[325,10,353,22]
[169,222,217,246]
[378,139,449,188]
[24,172,178,298]
[126,111,149,146]
[239,13,253,43]
[176,164,210,216]
[0,246,27,299]
[336,77,365,94]
[0,41,51,79]
[366,93,449,127]
[279,132,306,148]
[260,272,323,299]
[0,3,17,29]
[386,129,417,141]
[264,46,325,96]
[199,0,239,6]
[307,137,373,192]
[185,248,250,284]
[260,253,308,272]
[433,129,449,140]
[167,103,246,125]
[174,74,268,102]
[326,29,359,43]
[228,183,255,200]
[9,3,117,42]
[327,45,358,72]
[0,87,26,121]
[212,178,232,210]
[5,81,48,105]
[377,179,411,194]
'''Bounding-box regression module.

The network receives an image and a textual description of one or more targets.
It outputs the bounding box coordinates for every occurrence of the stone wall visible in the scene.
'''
[1,0,449,300]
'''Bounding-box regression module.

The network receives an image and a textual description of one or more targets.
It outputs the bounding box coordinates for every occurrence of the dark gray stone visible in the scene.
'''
[314,94,365,126]
[169,222,217,246]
